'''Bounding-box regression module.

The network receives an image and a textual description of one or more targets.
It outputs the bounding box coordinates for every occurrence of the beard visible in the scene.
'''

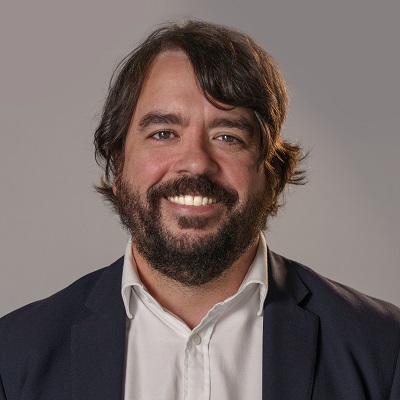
[114,174,268,286]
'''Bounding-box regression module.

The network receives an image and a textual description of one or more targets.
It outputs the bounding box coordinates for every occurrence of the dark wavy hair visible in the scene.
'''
[94,19,306,216]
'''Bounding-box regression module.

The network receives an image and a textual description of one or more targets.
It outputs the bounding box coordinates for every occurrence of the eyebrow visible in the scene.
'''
[138,112,184,131]
[209,116,255,137]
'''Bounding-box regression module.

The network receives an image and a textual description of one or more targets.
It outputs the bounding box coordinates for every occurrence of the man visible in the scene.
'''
[0,19,399,400]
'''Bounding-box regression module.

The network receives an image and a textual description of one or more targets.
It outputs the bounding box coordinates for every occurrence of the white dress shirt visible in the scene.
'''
[121,233,268,400]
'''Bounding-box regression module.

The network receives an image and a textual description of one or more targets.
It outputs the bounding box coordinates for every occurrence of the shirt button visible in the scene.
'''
[192,334,201,345]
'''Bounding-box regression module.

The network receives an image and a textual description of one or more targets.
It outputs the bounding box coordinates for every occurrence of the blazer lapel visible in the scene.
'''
[262,251,319,400]
[71,260,127,400]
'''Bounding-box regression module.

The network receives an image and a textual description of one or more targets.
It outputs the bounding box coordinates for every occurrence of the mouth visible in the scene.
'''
[167,195,218,206]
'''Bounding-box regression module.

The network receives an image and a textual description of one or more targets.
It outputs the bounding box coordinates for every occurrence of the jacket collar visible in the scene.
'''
[71,257,126,400]
[262,250,319,400]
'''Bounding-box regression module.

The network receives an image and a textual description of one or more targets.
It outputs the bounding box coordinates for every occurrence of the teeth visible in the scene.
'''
[193,196,202,206]
[167,195,217,206]
[184,195,194,206]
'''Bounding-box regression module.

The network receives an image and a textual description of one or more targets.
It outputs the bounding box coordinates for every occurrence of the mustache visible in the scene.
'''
[148,175,238,207]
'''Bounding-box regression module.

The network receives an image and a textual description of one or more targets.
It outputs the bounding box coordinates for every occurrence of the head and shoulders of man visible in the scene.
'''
[93,19,305,327]
[1,19,399,331]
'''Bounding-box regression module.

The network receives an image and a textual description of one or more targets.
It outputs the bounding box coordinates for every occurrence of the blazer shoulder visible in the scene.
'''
[0,256,124,337]
[271,251,400,327]
[269,252,400,398]
[0,257,125,395]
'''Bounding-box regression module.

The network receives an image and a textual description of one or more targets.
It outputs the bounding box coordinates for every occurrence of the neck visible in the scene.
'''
[131,238,259,329]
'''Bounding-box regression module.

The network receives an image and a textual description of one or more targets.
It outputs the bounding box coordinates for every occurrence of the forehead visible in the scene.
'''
[145,50,191,82]
[134,50,256,125]
[137,50,200,107]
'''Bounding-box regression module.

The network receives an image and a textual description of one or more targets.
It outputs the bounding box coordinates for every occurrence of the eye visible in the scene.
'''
[150,130,175,140]
[216,134,243,144]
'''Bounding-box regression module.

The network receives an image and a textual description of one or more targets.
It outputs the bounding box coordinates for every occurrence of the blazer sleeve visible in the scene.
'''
[0,374,6,400]
[389,348,400,399]
[0,319,5,400]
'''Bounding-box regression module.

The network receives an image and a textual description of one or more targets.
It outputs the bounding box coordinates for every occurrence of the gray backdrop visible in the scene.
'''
[1,0,399,316]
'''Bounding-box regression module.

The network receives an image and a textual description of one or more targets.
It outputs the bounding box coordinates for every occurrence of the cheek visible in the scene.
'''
[221,158,266,197]
[122,150,171,189]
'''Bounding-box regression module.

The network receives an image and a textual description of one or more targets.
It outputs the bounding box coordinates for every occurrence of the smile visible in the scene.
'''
[167,195,217,206]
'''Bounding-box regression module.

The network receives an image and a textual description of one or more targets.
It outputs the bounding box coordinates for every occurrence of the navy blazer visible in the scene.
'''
[1,250,399,399]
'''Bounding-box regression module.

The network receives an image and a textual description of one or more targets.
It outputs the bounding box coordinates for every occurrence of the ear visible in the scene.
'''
[112,180,118,196]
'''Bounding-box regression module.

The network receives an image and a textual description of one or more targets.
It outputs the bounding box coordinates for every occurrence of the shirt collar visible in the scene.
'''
[121,238,141,319]
[239,232,268,315]
[121,232,268,319]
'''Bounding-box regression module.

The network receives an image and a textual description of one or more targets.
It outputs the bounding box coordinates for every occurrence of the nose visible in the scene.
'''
[172,137,218,177]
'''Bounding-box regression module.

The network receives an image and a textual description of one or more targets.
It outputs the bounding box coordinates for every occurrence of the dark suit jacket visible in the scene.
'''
[1,250,399,399]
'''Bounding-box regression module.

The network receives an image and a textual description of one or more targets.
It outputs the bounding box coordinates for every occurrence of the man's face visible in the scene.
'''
[115,51,268,285]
